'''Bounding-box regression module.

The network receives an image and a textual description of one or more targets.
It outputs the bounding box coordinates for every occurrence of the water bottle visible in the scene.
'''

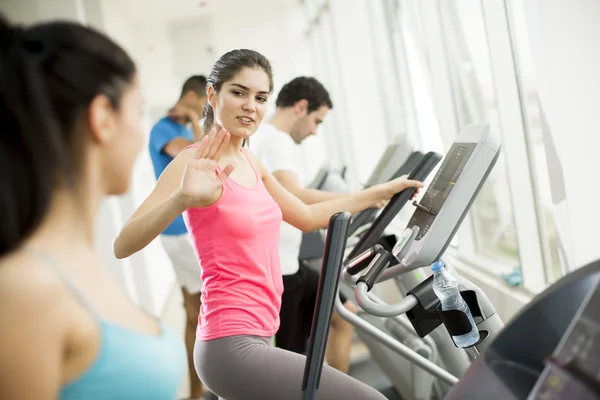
[431,261,480,348]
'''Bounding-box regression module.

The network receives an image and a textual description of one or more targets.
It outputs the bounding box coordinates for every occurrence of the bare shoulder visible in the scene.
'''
[0,252,70,333]
[0,252,72,398]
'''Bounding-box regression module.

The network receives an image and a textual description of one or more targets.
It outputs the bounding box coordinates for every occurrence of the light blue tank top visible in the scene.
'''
[28,248,187,400]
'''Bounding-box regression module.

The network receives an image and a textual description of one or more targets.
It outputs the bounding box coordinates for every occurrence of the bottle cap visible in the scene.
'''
[431,260,445,272]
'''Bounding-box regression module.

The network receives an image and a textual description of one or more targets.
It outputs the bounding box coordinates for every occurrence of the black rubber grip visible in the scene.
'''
[357,249,394,291]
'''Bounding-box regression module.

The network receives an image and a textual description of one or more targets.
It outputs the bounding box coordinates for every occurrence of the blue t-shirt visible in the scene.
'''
[149,117,193,235]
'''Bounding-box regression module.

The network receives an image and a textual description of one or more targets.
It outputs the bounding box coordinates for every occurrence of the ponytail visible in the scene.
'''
[202,100,214,135]
[0,17,69,256]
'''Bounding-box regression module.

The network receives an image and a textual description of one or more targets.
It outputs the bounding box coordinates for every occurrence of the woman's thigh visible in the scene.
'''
[194,335,386,400]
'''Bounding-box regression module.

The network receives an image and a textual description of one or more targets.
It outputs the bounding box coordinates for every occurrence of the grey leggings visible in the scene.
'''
[194,335,386,400]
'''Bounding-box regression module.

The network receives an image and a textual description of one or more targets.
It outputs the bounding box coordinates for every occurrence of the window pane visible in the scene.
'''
[303,0,320,21]
[400,20,444,154]
[508,0,562,282]
[440,0,520,267]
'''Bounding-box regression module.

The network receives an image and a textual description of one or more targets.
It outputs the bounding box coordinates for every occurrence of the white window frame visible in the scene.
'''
[480,0,546,293]
[409,0,548,293]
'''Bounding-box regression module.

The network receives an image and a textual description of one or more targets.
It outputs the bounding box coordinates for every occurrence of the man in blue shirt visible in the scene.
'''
[149,75,207,400]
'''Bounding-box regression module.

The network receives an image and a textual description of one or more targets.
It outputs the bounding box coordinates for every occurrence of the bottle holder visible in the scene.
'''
[406,275,486,347]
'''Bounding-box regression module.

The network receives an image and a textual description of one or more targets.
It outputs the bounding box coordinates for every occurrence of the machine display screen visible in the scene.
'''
[408,143,476,240]
[433,160,461,192]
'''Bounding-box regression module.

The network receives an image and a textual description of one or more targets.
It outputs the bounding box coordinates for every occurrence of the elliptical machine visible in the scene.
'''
[302,123,505,399]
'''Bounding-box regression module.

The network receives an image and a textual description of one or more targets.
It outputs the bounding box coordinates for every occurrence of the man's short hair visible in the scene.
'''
[180,75,207,99]
[276,77,333,113]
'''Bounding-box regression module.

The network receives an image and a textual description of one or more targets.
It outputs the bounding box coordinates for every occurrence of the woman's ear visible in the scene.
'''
[88,94,116,145]
[207,85,216,108]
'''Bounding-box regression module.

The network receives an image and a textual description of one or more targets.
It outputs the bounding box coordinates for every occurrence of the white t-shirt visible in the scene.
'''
[250,123,304,276]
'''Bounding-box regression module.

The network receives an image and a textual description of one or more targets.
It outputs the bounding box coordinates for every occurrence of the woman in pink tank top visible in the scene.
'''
[114,50,422,400]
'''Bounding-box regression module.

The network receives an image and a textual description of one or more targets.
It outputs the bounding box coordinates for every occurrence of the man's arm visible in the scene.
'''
[162,137,195,158]
[272,169,346,205]
[159,108,203,158]
[168,107,203,141]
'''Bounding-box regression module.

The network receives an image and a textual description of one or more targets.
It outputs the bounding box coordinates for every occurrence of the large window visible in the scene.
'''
[301,0,563,292]
[439,0,520,267]
[393,0,445,155]
[390,0,562,292]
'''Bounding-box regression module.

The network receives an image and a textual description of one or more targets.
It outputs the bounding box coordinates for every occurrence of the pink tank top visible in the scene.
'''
[183,149,284,340]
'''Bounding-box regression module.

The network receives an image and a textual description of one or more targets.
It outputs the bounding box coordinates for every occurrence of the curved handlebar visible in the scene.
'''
[355,283,420,317]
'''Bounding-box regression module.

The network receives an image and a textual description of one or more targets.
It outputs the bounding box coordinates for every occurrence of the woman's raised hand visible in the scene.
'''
[175,127,234,208]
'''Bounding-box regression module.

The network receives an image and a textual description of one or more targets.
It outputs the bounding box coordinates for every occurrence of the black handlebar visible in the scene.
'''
[345,151,442,263]
[357,248,395,291]
[347,151,425,236]
[301,212,352,400]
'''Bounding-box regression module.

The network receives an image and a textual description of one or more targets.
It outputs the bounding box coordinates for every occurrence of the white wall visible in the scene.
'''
[1,0,82,25]
[210,2,302,97]
[0,0,38,24]
[98,1,187,315]
[168,17,215,84]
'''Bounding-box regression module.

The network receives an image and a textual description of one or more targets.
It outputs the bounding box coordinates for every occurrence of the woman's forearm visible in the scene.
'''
[303,186,382,232]
[113,195,188,259]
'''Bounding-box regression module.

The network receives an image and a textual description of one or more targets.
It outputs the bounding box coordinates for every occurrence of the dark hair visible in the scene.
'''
[276,77,333,113]
[202,49,273,134]
[180,75,207,99]
[0,15,136,256]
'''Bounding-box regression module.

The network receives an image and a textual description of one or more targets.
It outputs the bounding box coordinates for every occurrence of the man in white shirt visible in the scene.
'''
[250,77,356,373]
